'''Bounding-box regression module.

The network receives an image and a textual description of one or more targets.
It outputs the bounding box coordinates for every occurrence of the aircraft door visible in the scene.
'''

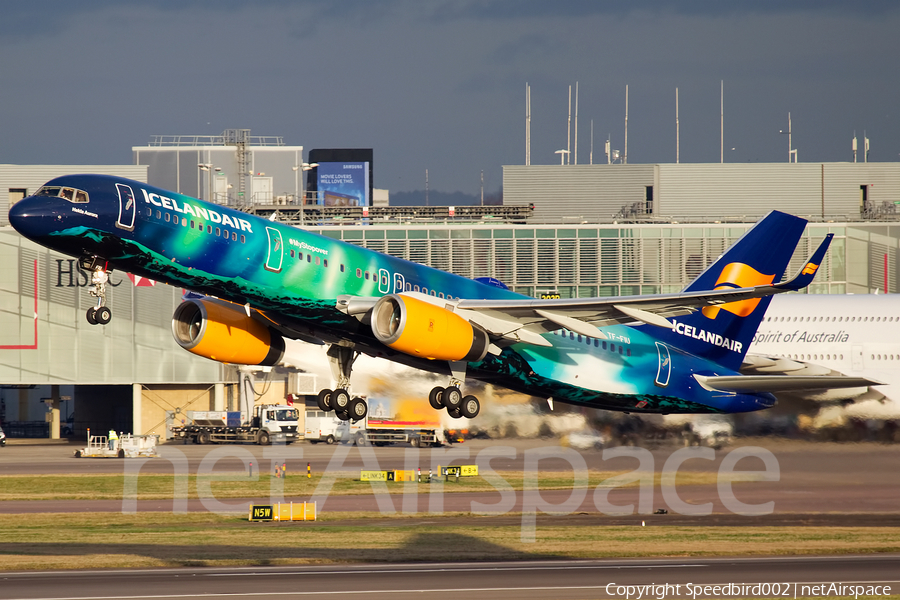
[851,345,864,371]
[654,342,671,388]
[393,272,406,293]
[115,183,136,231]
[264,226,284,273]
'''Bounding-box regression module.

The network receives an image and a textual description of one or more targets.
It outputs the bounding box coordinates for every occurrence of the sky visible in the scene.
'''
[1,1,899,196]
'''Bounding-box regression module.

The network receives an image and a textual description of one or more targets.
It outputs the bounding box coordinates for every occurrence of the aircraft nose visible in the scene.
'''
[8,196,56,240]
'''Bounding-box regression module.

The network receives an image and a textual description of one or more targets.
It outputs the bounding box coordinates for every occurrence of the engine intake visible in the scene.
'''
[172,299,285,366]
[371,294,489,362]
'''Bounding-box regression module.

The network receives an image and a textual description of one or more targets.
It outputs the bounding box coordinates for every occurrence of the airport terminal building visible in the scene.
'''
[2,152,900,439]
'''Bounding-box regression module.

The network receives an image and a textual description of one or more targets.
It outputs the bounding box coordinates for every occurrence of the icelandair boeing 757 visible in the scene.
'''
[8,175,880,423]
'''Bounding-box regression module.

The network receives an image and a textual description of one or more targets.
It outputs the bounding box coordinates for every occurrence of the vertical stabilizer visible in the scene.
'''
[647,211,808,370]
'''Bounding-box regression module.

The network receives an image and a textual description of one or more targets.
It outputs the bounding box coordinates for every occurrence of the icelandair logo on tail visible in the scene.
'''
[802,263,820,276]
[700,262,775,320]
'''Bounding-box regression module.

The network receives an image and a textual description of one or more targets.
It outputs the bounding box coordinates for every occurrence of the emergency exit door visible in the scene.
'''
[264,226,283,273]
[655,342,671,388]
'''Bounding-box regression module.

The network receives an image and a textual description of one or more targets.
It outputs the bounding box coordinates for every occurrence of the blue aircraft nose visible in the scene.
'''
[8,196,56,241]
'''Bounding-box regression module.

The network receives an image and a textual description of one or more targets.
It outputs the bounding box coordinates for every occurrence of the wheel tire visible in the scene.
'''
[74,450,82,458]
[198,431,211,445]
[117,449,126,458]
[349,397,368,421]
[86,307,98,325]
[409,436,420,448]
[448,407,463,419]
[325,434,335,445]
[309,440,319,444]
[443,386,463,410]
[317,389,333,412]
[95,306,112,325]
[258,431,271,445]
[461,395,480,419]
[332,389,351,412]
[428,386,444,410]
[336,410,351,422]
[356,432,367,446]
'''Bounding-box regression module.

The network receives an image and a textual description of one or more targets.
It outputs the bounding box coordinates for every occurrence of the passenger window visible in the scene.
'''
[324,259,328,268]
[232,232,237,241]
[439,292,444,298]
[290,250,295,258]
[215,227,220,235]
[240,235,245,244]
[365,271,370,280]
[165,213,171,222]
[182,218,187,226]
[340,264,345,272]
[414,285,420,292]
[156,210,161,219]
[422,288,428,295]
[356,268,362,278]
[307,255,311,263]
[315,256,320,265]
[191,220,195,228]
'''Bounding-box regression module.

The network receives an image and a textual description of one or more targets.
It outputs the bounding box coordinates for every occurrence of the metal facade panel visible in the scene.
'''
[503,165,655,222]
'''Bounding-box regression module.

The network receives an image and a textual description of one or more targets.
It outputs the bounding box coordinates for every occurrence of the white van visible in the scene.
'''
[304,410,342,444]
[0,425,6,447]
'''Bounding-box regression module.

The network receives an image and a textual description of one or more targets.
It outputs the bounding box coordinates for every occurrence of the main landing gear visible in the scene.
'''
[428,383,481,419]
[81,256,112,325]
[429,360,480,419]
[316,345,368,422]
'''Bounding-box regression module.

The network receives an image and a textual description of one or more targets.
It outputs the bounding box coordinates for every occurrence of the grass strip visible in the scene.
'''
[0,512,898,571]
[0,470,743,501]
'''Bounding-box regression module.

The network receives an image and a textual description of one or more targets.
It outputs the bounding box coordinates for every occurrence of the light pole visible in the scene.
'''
[292,162,318,227]
[779,113,797,163]
[198,164,221,202]
[555,149,570,165]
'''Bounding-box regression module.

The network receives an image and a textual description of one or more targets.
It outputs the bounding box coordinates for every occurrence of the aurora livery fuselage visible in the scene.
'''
[10,174,863,418]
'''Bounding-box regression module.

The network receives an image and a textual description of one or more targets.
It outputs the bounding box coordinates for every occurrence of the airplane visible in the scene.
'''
[746,293,900,407]
[8,174,881,425]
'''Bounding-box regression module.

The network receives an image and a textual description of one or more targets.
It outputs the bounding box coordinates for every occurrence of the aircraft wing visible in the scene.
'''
[449,234,833,345]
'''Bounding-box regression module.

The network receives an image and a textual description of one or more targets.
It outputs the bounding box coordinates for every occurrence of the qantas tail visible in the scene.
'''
[647,210,812,371]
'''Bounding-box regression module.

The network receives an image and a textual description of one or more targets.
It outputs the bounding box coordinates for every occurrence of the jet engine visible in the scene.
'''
[371,293,489,362]
[171,298,285,366]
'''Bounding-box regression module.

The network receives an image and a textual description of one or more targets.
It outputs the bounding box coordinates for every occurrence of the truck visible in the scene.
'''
[171,404,300,445]
[336,396,446,447]
[304,409,342,444]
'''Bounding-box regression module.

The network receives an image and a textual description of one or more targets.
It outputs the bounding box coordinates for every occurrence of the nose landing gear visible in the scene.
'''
[80,256,112,325]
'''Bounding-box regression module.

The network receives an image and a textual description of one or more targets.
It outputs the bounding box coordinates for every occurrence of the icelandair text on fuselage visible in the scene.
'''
[141,189,253,234]
[671,319,742,353]
[605,581,891,599]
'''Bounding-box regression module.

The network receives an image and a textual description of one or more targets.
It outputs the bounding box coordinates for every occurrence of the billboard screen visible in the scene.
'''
[316,162,370,207]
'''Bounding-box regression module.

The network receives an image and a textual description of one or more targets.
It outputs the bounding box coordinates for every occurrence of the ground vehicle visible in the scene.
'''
[171,404,299,445]
[337,396,445,447]
[0,425,6,447]
[305,410,342,444]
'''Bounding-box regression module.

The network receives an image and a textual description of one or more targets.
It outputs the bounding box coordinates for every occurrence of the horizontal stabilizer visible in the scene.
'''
[694,374,882,394]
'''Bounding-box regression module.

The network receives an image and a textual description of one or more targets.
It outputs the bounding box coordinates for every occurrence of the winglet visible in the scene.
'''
[773,233,833,292]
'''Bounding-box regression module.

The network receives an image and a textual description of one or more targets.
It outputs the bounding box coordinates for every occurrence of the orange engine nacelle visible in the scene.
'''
[371,294,489,362]
[171,299,285,366]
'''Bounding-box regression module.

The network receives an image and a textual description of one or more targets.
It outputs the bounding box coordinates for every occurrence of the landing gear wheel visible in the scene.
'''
[349,397,368,421]
[461,395,480,419]
[317,389,333,412]
[257,431,270,446]
[443,386,463,411]
[86,307,98,325]
[336,410,351,422]
[95,306,112,325]
[448,407,463,419]
[332,388,351,413]
[428,386,444,410]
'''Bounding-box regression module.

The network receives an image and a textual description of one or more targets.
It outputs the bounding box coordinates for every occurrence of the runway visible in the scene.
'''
[0,555,898,600]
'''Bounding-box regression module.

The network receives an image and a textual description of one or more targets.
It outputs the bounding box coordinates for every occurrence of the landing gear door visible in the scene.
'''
[654,342,671,388]
[115,183,136,231]
[264,226,283,273]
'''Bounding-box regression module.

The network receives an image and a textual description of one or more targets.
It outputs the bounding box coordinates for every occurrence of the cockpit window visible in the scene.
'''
[35,185,89,203]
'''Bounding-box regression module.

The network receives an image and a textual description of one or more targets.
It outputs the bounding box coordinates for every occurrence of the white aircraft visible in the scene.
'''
[746,293,899,412]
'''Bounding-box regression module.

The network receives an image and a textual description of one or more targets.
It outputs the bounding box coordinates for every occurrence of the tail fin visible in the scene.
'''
[648,210,808,370]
